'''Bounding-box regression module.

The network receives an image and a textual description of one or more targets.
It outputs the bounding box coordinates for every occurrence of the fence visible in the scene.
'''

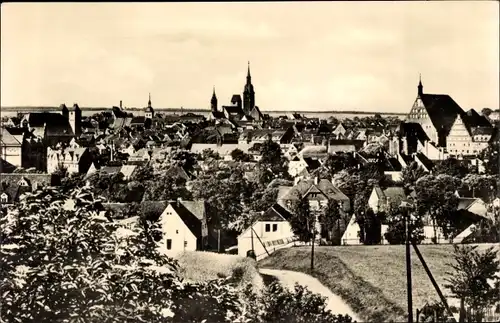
[254,237,303,261]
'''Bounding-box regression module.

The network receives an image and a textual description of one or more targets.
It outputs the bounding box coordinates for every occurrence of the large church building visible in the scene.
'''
[405,77,493,157]
[209,62,264,122]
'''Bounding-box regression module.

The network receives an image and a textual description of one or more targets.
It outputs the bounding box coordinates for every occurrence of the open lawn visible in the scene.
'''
[258,244,500,322]
[175,251,263,291]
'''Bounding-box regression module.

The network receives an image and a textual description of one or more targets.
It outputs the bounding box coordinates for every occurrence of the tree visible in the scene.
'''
[434,158,469,178]
[383,207,425,245]
[445,245,500,322]
[461,174,498,202]
[289,198,315,243]
[319,200,341,245]
[142,175,192,202]
[258,139,289,181]
[415,174,460,242]
[361,208,382,245]
[231,148,251,162]
[479,141,499,175]
[256,282,354,323]
[0,184,296,323]
[401,161,427,194]
[322,153,359,179]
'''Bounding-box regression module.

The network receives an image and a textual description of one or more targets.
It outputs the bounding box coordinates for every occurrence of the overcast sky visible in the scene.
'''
[1,2,498,113]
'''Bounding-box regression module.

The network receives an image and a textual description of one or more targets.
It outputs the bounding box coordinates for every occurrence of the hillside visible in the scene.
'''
[258,244,500,322]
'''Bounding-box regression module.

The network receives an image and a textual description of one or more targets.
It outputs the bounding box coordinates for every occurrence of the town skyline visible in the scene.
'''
[1,2,499,113]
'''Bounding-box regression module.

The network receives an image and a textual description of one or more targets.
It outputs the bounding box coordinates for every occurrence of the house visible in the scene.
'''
[238,204,296,260]
[158,200,209,252]
[368,186,408,214]
[1,127,22,167]
[406,78,493,153]
[277,177,350,239]
[288,156,309,177]
[47,146,93,174]
[0,173,57,204]
[327,139,365,153]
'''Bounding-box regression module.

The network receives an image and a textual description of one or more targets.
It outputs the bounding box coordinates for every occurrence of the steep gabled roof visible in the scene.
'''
[1,128,21,147]
[260,203,293,221]
[169,201,203,238]
[420,94,464,136]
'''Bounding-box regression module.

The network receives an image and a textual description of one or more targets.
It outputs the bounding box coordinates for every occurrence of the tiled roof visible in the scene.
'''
[169,201,203,238]
[0,173,55,186]
[0,158,16,174]
[1,128,21,146]
[259,204,292,222]
[280,179,349,202]
[420,94,464,136]
[130,116,145,124]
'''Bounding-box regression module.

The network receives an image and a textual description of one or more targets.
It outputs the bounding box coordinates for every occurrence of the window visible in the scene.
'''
[272,224,278,232]
[265,224,271,232]
[1,194,8,203]
[176,230,179,234]
[166,239,172,250]
[184,241,188,248]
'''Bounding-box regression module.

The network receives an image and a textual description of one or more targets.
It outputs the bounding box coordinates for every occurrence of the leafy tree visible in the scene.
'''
[434,158,469,178]
[200,148,220,161]
[479,141,499,175]
[258,139,289,182]
[290,198,315,243]
[231,148,252,162]
[461,174,498,202]
[319,200,341,244]
[361,208,383,245]
[143,175,192,202]
[401,161,427,194]
[445,245,500,322]
[256,282,354,323]
[322,153,359,179]
[384,207,425,245]
[415,174,460,242]
[170,149,198,172]
[2,185,318,322]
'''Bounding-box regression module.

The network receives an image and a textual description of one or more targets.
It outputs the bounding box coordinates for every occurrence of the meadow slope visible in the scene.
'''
[258,244,500,322]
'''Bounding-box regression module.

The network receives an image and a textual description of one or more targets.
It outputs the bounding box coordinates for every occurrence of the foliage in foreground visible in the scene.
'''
[0,185,354,323]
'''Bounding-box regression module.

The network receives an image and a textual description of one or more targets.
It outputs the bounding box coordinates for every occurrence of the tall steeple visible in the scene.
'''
[148,93,152,108]
[145,93,154,119]
[211,86,218,112]
[243,61,255,115]
[418,74,423,96]
[247,61,251,83]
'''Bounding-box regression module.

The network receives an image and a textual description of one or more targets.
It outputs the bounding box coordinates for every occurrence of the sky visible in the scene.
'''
[1,2,499,113]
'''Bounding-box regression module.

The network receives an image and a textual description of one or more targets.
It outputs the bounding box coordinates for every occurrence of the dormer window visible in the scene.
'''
[1,193,8,203]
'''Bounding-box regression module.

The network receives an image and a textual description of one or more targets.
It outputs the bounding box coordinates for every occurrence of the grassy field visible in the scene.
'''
[175,251,263,291]
[258,244,500,322]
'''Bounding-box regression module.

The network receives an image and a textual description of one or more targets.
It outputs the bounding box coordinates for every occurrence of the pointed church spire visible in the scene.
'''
[148,93,152,107]
[247,61,251,82]
[418,74,423,96]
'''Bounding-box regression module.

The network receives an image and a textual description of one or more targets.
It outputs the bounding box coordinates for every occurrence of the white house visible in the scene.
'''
[288,156,309,177]
[1,128,22,167]
[238,204,295,260]
[158,200,208,253]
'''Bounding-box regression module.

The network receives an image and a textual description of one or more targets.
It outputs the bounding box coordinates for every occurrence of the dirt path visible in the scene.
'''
[259,268,361,322]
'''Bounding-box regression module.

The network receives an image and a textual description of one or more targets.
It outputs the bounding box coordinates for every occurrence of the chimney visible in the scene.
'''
[119,100,122,109]
[314,176,318,185]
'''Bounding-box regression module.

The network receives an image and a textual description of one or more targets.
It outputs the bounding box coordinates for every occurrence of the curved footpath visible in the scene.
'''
[259,268,362,322]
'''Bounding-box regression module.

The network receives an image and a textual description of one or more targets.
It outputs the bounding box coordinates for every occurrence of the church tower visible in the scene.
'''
[211,86,218,112]
[418,74,423,96]
[145,93,154,119]
[68,103,82,137]
[243,61,255,115]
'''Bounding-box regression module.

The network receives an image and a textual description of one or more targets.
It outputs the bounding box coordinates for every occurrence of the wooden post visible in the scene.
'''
[217,229,220,253]
[406,210,413,323]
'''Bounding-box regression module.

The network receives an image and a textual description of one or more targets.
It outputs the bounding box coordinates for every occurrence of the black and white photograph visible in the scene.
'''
[1,2,499,322]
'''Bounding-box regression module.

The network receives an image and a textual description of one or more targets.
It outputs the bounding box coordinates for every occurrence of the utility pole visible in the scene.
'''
[217,229,220,253]
[405,206,414,323]
[310,215,316,271]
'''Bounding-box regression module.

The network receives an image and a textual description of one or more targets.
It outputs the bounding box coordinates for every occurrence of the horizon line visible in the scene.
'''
[0,106,407,115]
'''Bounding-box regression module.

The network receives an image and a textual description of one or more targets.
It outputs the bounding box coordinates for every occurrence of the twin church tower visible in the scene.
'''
[210,62,256,116]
